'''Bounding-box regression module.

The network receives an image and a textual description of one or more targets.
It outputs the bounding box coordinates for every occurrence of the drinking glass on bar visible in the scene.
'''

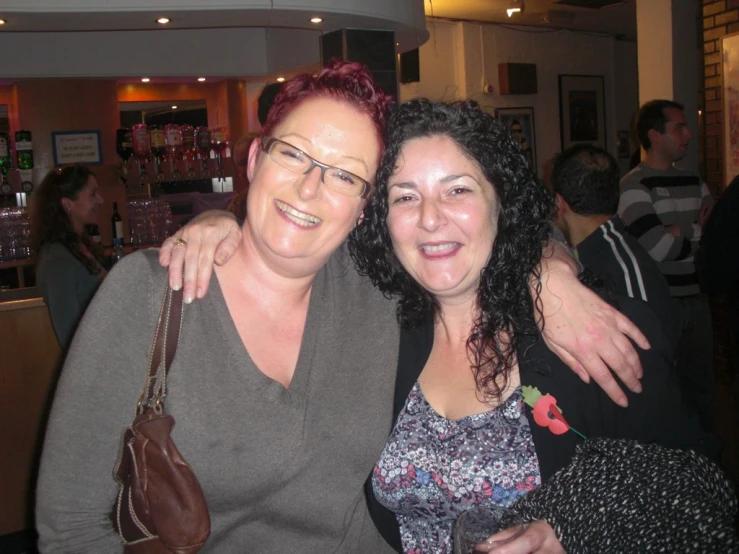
[453,505,525,554]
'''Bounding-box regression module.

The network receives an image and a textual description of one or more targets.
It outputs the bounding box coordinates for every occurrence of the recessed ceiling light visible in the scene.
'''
[276,77,286,83]
[141,77,150,83]
[0,19,6,26]
[310,17,323,23]
[197,77,206,82]
[171,105,178,109]
[157,17,171,25]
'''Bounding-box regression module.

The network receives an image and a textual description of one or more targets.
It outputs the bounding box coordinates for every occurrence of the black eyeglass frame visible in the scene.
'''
[261,137,372,199]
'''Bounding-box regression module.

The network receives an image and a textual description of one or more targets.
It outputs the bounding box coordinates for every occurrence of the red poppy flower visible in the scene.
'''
[532,394,570,435]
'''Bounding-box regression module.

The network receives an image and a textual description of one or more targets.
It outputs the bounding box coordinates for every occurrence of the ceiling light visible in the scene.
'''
[0,19,6,25]
[310,17,323,23]
[197,77,206,82]
[171,105,178,109]
[156,17,171,24]
[141,77,150,83]
[507,0,524,17]
[276,77,286,83]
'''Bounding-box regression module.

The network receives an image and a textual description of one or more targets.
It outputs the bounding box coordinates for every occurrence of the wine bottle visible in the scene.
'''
[0,133,12,175]
[14,130,34,194]
[111,201,123,240]
[112,238,125,265]
[14,130,33,170]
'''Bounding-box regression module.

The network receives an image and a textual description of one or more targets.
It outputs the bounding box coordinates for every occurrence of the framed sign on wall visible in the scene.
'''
[558,74,607,151]
[496,106,537,176]
[51,130,103,166]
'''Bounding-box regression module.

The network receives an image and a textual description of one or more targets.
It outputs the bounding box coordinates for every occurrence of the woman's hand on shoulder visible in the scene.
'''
[159,210,242,303]
[485,521,565,554]
[537,241,650,408]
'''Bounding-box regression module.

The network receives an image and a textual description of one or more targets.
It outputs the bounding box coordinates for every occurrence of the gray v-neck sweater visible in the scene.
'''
[36,247,400,553]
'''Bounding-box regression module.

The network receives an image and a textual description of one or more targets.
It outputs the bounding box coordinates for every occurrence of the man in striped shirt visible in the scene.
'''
[618,99,715,432]
[551,143,680,354]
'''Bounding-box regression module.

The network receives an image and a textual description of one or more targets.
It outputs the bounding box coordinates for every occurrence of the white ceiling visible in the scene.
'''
[0,0,636,39]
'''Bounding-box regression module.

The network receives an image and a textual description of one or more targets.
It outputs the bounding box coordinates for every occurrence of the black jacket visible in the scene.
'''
[367,294,719,552]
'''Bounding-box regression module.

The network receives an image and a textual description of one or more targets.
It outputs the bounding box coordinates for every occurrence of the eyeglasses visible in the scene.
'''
[261,137,371,199]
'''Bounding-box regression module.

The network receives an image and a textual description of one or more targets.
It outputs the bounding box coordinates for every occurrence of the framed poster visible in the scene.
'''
[496,107,537,175]
[617,130,630,158]
[51,130,103,166]
[722,33,739,187]
[558,75,607,151]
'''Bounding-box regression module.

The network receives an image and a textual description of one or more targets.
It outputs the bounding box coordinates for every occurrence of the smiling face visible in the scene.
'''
[386,135,500,304]
[245,96,380,276]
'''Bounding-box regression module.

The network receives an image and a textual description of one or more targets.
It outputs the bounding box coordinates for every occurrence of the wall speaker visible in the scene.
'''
[498,63,538,95]
[320,29,398,99]
[399,48,420,84]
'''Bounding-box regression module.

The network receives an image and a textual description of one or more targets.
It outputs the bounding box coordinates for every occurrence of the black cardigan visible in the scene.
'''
[367,295,720,552]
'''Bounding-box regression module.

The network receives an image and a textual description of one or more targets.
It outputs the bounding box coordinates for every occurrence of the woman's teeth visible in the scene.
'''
[276,200,321,227]
[420,243,456,253]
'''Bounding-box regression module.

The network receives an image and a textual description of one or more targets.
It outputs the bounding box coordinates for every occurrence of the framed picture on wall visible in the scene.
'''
[558,74,607,151]
[617,130,630,158]
[496,107,537,175]
[722,32,739,187]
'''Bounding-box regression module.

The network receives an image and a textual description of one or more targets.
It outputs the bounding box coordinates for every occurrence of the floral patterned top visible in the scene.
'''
[372,382,541,554]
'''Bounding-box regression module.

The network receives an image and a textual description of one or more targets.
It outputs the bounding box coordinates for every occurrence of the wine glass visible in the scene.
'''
[453,505,525,554]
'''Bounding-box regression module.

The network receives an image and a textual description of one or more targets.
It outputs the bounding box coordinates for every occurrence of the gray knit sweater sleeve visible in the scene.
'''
[36,250,163,553]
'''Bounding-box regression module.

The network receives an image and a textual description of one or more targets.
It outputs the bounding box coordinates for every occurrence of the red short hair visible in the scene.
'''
[260,59,393,151]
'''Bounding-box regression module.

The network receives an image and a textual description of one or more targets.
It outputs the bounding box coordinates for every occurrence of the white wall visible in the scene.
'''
[400,20,639,178]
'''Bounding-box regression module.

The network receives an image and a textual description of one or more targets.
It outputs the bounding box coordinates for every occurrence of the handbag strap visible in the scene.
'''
[138,280,185,413]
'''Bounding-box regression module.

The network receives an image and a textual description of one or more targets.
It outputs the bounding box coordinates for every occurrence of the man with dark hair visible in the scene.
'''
[257,82,283,129]
[552,143,679,352]
[618,99,715,432]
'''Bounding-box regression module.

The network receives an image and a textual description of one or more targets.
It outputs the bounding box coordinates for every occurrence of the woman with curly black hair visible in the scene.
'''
[352,100,721,553]
[33,164,105,350]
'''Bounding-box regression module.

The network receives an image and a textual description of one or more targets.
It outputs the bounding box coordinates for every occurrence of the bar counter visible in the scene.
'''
[0,289,62,536]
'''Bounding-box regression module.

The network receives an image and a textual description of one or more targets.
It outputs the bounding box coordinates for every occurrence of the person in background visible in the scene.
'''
[618,99,715,432]
[697,174,739,474]
[226,83,283,220]
[508,119,534,172]
[224,133,258,220]
[350,99,723,553]
[32,164,105,351]
[552,143,680,353]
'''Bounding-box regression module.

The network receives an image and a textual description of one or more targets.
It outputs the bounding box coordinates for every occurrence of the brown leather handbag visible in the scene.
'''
[111,281,210,554]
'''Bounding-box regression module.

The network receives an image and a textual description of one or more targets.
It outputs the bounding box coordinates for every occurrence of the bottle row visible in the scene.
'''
[0,130,35,196]
[117,124,231,186]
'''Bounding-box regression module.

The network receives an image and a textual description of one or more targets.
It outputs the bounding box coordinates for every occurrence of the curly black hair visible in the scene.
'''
[349,99,553,402]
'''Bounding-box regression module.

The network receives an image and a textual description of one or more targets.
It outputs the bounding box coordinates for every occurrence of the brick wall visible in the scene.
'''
[703,0,739,195]
[702,0,736,385]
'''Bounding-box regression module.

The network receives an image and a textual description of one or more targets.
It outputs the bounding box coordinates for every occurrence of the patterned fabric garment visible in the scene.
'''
[373,383,541,554]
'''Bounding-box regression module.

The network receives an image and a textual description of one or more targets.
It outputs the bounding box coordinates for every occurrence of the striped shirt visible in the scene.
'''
[618,163,712,297]
[576,216,680,352]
